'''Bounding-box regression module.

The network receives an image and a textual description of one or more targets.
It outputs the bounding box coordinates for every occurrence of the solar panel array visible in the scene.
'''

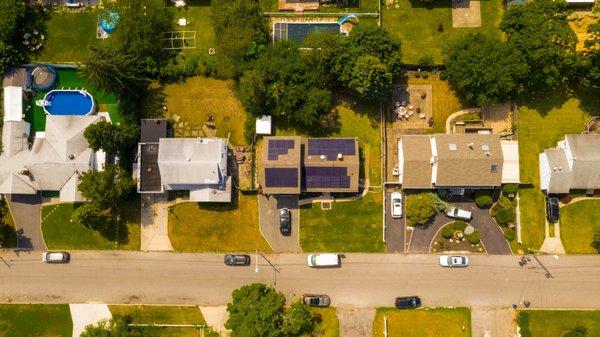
[268,139,295,160]
[265,168,298,188]
[307,139,356,161]
[303,166,350,189]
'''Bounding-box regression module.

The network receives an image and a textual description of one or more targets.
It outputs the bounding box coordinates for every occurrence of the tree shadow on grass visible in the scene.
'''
[141,85,167,119]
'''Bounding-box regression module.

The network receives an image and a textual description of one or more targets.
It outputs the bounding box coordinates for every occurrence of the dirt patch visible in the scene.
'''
[452,0,481,28]
[337,307,375,337]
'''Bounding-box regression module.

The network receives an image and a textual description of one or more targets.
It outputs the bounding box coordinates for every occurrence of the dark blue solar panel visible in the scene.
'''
[265,168,298,188]
[307,139,356,161]
[268,139,295,160]
[302,166,350,189]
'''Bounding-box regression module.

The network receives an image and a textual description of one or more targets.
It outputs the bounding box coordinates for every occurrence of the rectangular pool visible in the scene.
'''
[273,22,341,43]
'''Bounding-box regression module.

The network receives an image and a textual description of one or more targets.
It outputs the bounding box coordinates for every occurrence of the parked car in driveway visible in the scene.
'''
[224,254,251,266]
[302,294,331,307]
[42,251,70,263]
[446,207,472,220]
[279,208,291,236]
[390,192,403,218]
[546,197,559,222]
[395,296,421,309]
[439,255,469,267]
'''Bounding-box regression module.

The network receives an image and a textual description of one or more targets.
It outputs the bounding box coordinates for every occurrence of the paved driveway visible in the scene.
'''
[408,201,511,254]
[7,194,45,250]
[385,189,405,253]
[258,195,301,253]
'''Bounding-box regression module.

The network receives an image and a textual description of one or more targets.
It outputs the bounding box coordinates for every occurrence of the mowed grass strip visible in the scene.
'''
[110,305,206,337]
[522,310,600,336]
[373,307,471,337]
[559,200,600,254]
[300,192,385,253]
[168,193,271,252]
[0,304,72,337]
[41,198,141,250]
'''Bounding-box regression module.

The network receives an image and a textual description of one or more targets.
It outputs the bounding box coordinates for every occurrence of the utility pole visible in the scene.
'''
[257,250,280,286]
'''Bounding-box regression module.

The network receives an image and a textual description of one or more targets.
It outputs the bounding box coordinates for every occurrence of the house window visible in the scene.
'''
[491,164,499,173]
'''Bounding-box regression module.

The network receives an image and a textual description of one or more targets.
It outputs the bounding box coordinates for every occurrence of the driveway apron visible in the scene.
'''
[7,194,45,250]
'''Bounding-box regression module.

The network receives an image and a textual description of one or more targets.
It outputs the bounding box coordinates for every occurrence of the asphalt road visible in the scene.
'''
[2,251,600,309]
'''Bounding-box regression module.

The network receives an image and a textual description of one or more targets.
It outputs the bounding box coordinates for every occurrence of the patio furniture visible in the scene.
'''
[408,104,414,110]
[398,106,408,118]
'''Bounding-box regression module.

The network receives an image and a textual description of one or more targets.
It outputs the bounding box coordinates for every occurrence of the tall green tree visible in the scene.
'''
[500,0,577,90]
[83,120,140,155]
[579,16,600,89]
[78,165,136,214]
[349,55,393,100]
[445,33,529,106]
[0,0,26,72]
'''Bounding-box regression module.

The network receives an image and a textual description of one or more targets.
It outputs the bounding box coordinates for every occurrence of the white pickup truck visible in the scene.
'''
[446,207,472,221]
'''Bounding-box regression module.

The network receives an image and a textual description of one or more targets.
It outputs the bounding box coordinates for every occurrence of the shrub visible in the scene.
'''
[439,71,448,80]
[498,195,515,210]
[474,190,494,208]
[564,326,589,337]
[467,231,480,244]
[502,183,519,195]
[452,221,468,232]
[495,208,516,226]
[504,228,516,241]
[436,20,444,32]
[405,193,437,227]
[441,226,453,239]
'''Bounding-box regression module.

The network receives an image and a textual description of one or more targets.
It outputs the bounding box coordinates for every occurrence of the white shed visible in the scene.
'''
[3,86,23,122]
[255,115,272,135]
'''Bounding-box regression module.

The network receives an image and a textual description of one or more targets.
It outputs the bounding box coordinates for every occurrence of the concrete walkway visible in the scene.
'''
[471,307,516,337]
[69,303,112,337]
[7,194,45,250]
[140,194,174,251]
[337,307,375,337]
[445,108,481,134]
[199,306,229,336]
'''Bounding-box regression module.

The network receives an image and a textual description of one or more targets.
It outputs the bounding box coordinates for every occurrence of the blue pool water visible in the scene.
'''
[43,90,95,116]
[273,23,341,43]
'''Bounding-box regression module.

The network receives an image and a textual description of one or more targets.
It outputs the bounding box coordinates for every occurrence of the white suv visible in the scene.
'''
[390,192,403,218]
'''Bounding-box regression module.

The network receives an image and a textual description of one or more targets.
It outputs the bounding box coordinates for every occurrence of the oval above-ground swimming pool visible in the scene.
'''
[43,90,95,116]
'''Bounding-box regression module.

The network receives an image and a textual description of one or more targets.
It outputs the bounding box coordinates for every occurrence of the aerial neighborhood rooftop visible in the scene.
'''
[0,0,599,336]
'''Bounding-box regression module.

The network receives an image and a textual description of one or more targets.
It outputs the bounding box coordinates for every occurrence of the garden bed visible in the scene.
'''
[431,221,485,253]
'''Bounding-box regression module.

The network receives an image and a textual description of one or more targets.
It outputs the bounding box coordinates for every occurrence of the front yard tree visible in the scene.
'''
[500,0,577,90]
[445,33,528,106]
[78,165,136,214]
[405,193,438,227]
[80,317,141,337]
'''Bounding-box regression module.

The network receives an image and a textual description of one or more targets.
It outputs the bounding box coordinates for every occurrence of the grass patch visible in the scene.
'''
[36,11,99,63]
[559,200,600,254]
[168,193,271,252]
[517,90,597,250]
[520,310,600,336]
[308,307,340,337]
[0,304,72,337]
[174,3,215,57]
[382,0,503,64]
[373,307,471,337]
[163,76,248,145]
[41,198,141,250]
[300,192,385,252]
[110,305,206,337]
[0,200,17,248]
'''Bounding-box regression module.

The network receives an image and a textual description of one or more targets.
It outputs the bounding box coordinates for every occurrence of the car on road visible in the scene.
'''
[395,296,421,309]
[446,207,472,221]
[279,208,291,236]
[439,255,469,268]
[224,254,251,266]
[307,253,340,268]
[390,192,403,218]
[546,197,559,222]
[42,251,70,264]
[302,294,331,307]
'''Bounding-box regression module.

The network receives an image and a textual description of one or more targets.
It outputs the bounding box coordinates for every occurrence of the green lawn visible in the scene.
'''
[168,193,272,252]
[35,11,99,63]
[0,200,17,248]
[559,200,600,254]
[300,192,385,252]
[26,68,120,132]
[519,310,600,337]
[41,198,140,250]
[110,305,206,337]
[382,0,503,64]
[0,304,72,337]
[373,307,471,337]
[517,90,598,250]
[175,1,215,57]
[308,307,340,337]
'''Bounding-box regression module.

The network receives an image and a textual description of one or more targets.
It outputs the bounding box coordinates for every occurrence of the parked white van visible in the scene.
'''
[307,253,340,267]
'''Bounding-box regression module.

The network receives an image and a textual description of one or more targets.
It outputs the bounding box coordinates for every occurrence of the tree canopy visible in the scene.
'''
[83,120,139,155]
[445,33,529,106]
[500,0,577,90]
[0,0,27,72]
[80,317,142,337]
[78,165,136,215]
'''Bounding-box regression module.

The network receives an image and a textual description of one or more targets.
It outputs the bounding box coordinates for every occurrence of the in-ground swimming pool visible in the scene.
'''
[273,22,341,43]
[43,90,95,116]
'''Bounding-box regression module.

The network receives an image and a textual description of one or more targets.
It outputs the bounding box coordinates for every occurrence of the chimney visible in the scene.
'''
[337,153,343,160]
[468,143,474,149]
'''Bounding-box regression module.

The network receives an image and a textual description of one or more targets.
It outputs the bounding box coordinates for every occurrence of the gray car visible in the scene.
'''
[302,294,331,307]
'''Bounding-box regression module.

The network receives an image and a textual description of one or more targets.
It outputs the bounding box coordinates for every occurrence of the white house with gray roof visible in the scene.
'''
[539,134,600,194]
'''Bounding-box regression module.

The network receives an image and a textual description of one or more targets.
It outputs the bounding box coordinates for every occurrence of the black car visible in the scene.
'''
[279,208,291,236]
[302,294,331,307]
[395,296,421,309]
[546,197,559,222]
[224,254,251,266]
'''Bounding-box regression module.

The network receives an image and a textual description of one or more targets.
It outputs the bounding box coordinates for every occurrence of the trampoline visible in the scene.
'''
[273,22,341,43]
[42,89,95,116]
[31,66,57,91]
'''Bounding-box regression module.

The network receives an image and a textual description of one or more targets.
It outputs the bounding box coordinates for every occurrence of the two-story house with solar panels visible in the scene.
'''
[260,136,360,195]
